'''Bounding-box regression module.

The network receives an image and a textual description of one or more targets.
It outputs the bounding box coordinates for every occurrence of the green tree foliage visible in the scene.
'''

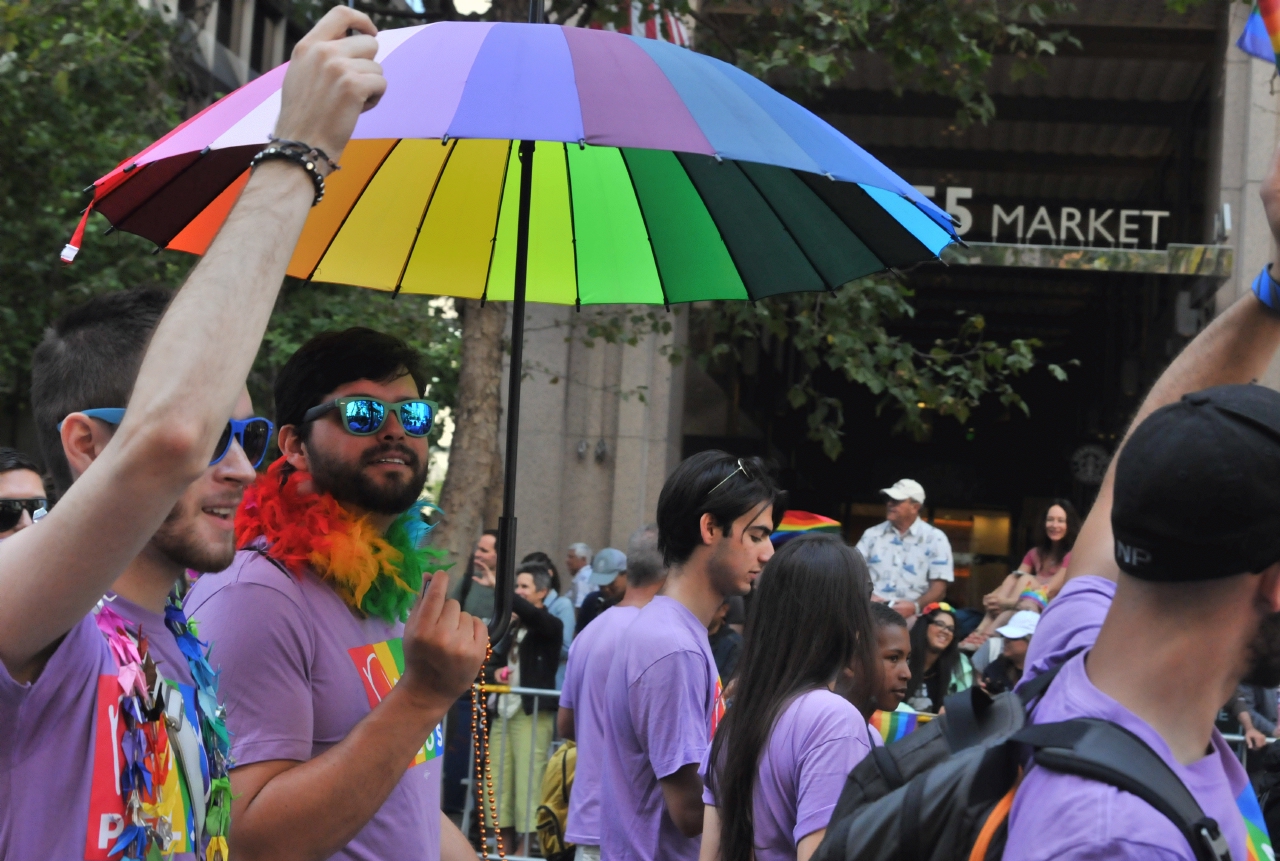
[0,0,460,443]
[0,0,192,404]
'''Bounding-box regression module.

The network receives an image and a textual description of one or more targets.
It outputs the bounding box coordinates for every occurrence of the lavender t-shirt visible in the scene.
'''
[699,689,878,861]
[187,549,444,861]
[599,596,721,861]
[0,595,199,861]
[1006,576,1265,860]
[561,604,640,845]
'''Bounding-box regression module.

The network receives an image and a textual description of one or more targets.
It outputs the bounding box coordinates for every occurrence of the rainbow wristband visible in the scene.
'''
[1252,264,1280,313]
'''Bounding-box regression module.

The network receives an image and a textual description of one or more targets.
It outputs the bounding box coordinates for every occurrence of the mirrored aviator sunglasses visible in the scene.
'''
[304,397,437,438]
[0,498,47,532]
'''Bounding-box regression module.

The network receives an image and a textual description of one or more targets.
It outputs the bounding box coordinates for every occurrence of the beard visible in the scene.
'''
[1243,610,1280,687]
[308,440,428,515]
[152,496,237,574]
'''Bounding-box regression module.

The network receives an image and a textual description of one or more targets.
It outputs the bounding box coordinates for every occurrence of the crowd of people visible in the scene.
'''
[6,8,1280,861]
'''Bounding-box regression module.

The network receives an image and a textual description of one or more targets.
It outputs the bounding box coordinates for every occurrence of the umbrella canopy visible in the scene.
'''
[69,21,957,642]
[73,22,954,300]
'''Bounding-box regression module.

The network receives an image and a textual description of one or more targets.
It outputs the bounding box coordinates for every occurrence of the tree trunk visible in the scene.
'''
[434,298,508,584]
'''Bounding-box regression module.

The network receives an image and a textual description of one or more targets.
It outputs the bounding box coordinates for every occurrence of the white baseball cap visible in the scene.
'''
[881,478,926,504]
[996,610,1040,640]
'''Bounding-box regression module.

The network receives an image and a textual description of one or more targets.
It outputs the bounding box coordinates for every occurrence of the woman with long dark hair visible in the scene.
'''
[699,534,880,861]
[905,602,973,713]
[959,499,1081,651]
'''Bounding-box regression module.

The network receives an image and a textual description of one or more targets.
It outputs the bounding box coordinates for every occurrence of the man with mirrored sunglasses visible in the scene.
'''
[0,447,47,539]
[0,11,484,861]
[187,325,485,861]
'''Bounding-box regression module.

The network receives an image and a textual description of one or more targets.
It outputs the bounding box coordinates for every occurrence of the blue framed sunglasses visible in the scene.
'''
[58,408,275,469]
[302,397,437,438]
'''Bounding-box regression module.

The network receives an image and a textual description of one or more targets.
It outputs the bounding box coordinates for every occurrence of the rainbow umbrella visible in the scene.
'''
[771,510,843,545]
[66,22,957,638]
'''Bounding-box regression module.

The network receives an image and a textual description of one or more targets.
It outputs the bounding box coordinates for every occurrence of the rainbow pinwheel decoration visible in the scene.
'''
[771,510,843,545]
[1238,1,1280,72]
[68,21,955,640]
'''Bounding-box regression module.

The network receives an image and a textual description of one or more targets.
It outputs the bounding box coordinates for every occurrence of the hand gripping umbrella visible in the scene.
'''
[65,20,957,643]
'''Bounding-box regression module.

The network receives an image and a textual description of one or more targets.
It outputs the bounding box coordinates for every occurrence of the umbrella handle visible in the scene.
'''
[488,140,536,645]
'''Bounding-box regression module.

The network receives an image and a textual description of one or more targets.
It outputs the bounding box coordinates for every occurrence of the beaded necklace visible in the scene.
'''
[95,593,232,861]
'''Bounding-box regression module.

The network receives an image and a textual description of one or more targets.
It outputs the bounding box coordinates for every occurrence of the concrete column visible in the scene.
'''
[1214,3,1280,385]
[501,304,685,569]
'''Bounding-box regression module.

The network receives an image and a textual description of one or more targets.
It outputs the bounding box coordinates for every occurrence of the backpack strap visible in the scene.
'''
[940,665,1065,752]
[1013,719,1233,861]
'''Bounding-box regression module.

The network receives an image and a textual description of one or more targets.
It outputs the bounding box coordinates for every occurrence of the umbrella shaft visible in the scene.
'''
[491,140,536,645]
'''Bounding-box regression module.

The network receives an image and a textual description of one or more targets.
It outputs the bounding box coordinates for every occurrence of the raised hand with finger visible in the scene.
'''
[400,566,490,712]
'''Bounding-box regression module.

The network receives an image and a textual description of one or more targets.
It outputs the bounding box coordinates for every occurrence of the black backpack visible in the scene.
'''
[813,667,1236,861]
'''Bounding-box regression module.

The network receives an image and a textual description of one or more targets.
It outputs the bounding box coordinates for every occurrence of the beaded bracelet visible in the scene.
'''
[1252,264,1280,315]
[248,137,340,206]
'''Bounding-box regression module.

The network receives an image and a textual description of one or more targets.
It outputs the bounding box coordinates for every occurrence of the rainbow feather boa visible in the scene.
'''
[235,459,447,624]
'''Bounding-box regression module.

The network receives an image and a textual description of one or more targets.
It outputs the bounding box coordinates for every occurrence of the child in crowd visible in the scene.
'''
[979,609,1038,695]
[699,534,880,861]
[870,602,913,711]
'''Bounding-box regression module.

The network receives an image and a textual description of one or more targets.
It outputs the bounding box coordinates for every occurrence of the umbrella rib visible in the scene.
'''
[392,139,457,298]
[673,153,755,302]
[561,143,581,308]
[796,172,890,281]
[619,149,671,310]
[103,150,210,241]
[737,165,836,292]
[304,140,403,283]
[480,140,516,304]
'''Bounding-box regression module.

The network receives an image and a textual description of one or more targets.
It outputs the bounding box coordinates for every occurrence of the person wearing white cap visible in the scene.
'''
[855,478,955,619]
[980,610,1040,695]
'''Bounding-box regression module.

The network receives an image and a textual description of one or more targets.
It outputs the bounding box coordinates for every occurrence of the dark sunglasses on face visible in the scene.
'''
[929,620,956,634]
[0,498,47,532]
[57,408,274,469]
[302,397,437,438]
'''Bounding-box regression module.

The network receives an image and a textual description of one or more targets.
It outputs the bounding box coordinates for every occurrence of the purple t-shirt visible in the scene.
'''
[186,549,444,861]
[699,689,878,861]
[0,595,200,861]
[561,604,640,845]
[599,596,722,861]
[1006,575,1264,860]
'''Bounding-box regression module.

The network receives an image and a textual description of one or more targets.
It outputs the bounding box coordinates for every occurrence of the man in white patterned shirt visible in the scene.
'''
[856,479,954,619]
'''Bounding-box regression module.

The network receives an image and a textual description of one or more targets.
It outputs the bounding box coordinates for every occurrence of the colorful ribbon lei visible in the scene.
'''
[95,596,232,860]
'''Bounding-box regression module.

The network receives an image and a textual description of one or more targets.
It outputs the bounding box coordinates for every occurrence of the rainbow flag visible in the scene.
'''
[771,511,842,545]
[1236,785,1274,861]
[870,709,923,743]
[1238,2,1280,73]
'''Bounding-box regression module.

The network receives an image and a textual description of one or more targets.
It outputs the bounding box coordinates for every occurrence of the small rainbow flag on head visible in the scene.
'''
[1238,2,1280,73]
[870,709,921,743]
[771,511,842,546]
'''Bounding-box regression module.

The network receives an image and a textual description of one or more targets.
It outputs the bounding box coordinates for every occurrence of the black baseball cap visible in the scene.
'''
[1112,384,1280,582]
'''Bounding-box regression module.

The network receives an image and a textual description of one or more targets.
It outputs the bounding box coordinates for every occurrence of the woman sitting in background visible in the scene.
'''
[959,499,1079,651]
[699,534,880,861]
[905,602,973,713]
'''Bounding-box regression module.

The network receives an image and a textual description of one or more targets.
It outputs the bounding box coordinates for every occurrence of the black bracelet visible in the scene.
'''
[248,140,334,206]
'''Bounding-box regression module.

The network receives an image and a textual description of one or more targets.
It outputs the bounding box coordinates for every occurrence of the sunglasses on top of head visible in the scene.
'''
[302,397,438,438]
[0,498,47,532]
[57,408,275,469]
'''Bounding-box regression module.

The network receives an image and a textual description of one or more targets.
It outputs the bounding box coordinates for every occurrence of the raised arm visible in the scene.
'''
[0,6,387,675]
[1066,147,1280,585]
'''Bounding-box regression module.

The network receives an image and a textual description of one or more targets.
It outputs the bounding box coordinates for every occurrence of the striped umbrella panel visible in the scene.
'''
[159,139,952,304]
[86,22,957,249]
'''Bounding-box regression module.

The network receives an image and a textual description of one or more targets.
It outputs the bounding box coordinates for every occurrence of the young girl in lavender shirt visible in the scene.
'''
[699,534,881,861]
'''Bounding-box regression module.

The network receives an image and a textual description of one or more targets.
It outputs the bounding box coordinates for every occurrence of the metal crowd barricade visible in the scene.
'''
[1222,732,1277,767]
[457,683,563,861]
